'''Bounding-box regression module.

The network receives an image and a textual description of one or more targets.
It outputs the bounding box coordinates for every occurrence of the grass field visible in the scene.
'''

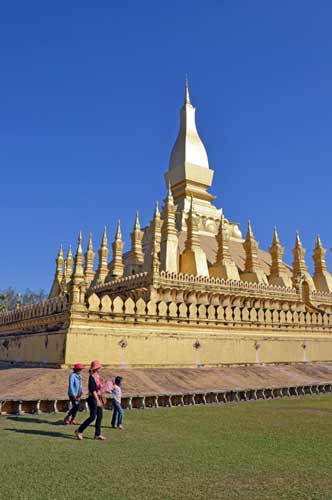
[1,396,332,500]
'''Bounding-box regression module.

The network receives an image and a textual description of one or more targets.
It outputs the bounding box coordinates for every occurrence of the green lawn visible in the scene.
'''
[1,396,332,500]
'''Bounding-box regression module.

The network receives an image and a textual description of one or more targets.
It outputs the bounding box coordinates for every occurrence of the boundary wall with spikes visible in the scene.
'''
[4,275,332,366]
[0,296,69,366]
[63,292,332,367]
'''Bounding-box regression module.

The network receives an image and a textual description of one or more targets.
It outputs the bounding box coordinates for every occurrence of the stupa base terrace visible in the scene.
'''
[1,363,332,415]
[2,272,332,368]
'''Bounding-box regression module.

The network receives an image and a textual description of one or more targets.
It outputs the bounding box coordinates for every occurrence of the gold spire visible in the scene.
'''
[56,244,64,281]
[84,232,95,286]
[150,205,161,283]
[292,231,315,290]
[154,200,160,218]
[241,221,268,284]
[209,214,240,281]
[127,211,144,274]
[293,231,307,276]
[313,235,332,292]
[160,184,178,273]
[144,201,162,273]
[61,261,68,294]
[268,227,292,288]
[180,197,208,276]
[49,244,65,298]
[73,231,84,280]
[108,221,124,279]
[65,245,73,283]
[272,226,280,244]
[94,226,109,285]
[134,210,140,231]
[184,197,200,251]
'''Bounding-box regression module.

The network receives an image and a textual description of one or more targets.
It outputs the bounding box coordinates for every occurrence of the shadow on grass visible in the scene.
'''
[6,416,65,425]
[4,428,75,439]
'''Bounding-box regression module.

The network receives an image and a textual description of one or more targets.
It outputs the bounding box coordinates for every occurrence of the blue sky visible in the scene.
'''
[1,1,332,291]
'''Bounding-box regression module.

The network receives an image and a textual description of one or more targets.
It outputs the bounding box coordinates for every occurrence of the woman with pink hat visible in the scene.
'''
[64,363,83,425]
[75,360,106,440]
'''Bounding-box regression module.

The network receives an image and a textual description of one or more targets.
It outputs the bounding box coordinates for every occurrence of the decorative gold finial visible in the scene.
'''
[115,220,122,240]
[185,74,191,104]
[134,211,140,231]
[101,226,108,246]
[88,232,93,250]
[247,220,254,238]
[295,231,301,246]
[273,226,280,244]
[154,200,160,217]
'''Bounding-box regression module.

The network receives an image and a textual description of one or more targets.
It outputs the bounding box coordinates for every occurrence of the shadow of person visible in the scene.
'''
[6,416,65,426]
[4,428,75,439]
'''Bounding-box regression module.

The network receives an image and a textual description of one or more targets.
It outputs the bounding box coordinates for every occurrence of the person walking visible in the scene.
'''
[111,376,124,430]
[64,363,83,425]
[75,360,106,441]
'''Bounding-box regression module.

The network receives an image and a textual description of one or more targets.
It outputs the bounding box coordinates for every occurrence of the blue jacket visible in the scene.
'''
[68,372,82,398]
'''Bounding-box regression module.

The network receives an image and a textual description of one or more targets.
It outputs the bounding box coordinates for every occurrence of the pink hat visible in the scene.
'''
[73,363,84,371]
[90,360,102,371]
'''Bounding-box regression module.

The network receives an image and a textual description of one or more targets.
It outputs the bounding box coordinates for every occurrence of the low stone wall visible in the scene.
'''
[1,382,331,415]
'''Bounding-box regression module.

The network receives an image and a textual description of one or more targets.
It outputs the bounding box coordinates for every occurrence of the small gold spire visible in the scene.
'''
[241,221,268,284]
[209,214,240,281]
[94,227,109,285]
[84,232,95,286]
[127,212,144,274]
[312,235,332,292]
[292,231,315,291]
[269,226,292,288]
[107,221,125,279]
[73,231,84,279]
[101,226,108,247]
[65,245,73,282]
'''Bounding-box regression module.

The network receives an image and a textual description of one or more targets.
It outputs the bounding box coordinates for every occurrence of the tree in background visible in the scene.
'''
[0,288,47,311]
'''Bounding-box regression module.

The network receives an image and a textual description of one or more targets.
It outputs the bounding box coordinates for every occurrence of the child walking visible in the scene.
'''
[75,360,106,440]
[111,376,124,429]
[64,363,83,425]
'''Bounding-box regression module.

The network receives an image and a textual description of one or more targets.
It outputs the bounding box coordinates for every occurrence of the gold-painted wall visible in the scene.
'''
[0,331,67,366]
[64,319,332,367]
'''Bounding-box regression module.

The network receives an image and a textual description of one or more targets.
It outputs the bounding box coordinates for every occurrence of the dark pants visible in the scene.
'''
[78,396,103,436]
[111,400,123,427]
[66,397,80,421]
